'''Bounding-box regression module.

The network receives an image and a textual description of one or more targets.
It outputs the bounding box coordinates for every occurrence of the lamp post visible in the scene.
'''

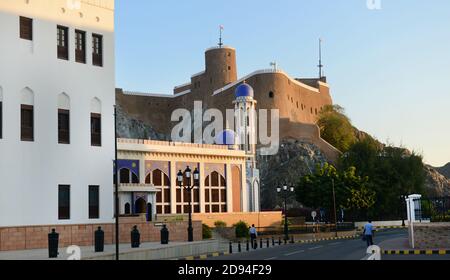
[277,184,295,241]
[113,106,119,260]
[177,166,200,242]
[400,194,406,227]
[331,178,338,238]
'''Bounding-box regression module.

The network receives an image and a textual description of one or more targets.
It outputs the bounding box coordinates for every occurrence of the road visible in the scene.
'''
[208,229,450,260]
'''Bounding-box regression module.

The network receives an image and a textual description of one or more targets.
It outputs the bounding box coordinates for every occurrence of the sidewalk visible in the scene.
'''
[379,237,450,255]
[0,240,221,260]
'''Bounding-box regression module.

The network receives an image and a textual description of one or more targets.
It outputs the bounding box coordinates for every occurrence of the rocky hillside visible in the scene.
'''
[437,163,450,179]
[116,105,168,140]
[258,139,329,209]
[424,165,450,197]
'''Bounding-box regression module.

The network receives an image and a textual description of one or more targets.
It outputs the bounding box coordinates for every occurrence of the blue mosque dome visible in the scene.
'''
[235,83,254,98]
[215,129,236,145]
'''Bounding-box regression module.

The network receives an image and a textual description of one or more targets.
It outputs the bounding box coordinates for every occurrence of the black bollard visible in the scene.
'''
[284,238,287,245]
[160,224,169,245]
[238,241,242,253]
[131,225,140,248]
[260,238,263,249]
[267,238,270,248]
[229,242,233,254]
[291,235,295,244]
[94,227,104,252]
[48,229,59,258]
[246,239,250,251]
[278,237,282,245]
[272,237,275,246]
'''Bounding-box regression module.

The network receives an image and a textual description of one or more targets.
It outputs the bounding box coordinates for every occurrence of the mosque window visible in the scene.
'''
[310,108,313,114]
[228,66,231,70]
[58,109,70,144]
[58,185,70,220]
[92,34,103,67]
[204,171,227,213]
[90,113,101,146]
[57,25,69,60]
[296,102,299,108]
[315,108,318,115]
[20,16,33,41]
[75,30,86,63]
[269,91,274,98]
[124,203,131,214]
[88,185,99,219]
[21,105,34,142]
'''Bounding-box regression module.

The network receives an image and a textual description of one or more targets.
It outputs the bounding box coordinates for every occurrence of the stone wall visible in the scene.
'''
[413,223,450,249]
[0,216,202,251]
[192,212,282,228]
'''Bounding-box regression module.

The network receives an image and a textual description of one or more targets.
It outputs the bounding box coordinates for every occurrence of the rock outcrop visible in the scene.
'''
[424,165,450,197]
[437,163,450,179]
[116,105,168,140]
[258,139,329,209]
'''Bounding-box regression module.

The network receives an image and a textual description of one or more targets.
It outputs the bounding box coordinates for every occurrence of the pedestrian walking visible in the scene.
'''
[249,224,258,249]
[363,220,375,247]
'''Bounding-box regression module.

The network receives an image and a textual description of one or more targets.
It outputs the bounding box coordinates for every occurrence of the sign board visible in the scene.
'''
[311,211,317,219]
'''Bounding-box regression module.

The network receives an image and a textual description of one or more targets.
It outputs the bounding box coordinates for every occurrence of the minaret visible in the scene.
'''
[233,82,260,212]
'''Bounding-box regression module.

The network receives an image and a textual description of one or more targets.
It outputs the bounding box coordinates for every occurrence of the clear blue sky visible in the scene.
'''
[115,0,450,167]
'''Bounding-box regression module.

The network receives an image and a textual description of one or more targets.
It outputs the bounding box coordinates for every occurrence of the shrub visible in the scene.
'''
[234,221,249,238]
[214,220,227,228]
[202,224,212,239]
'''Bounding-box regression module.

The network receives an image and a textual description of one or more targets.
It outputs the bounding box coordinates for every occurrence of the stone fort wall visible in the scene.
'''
[116,46,337,159]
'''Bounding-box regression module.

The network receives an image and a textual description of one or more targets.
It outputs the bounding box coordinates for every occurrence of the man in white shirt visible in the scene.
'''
[249,225,258,249]
[363,220,375,247]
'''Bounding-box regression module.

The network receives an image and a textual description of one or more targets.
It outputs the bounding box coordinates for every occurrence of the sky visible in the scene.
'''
[115,0,450,167]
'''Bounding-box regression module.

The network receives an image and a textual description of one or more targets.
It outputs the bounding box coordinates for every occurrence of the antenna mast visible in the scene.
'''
[219,25,224,48]
[318,38,324,79]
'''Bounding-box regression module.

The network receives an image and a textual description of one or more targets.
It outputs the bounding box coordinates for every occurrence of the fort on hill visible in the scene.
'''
[116,45,340,161]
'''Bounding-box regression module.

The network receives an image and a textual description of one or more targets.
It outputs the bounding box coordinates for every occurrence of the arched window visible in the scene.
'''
[148,169,171,214]
[124,203,131,215]
[20,87,34,142]
[58,93,70,144]
[269,91,274,98]
[204,171,227,213]
[90,97,101,146]
[119,168,139,184]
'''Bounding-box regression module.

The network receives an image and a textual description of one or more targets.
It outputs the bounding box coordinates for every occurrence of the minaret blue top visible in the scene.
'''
[215,129,236,145]
[235,82,254,98]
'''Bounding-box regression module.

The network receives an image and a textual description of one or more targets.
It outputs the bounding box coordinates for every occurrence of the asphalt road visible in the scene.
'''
[207,229,449,260]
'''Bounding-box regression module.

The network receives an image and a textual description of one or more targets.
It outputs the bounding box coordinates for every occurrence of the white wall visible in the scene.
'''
[0,0,115,227]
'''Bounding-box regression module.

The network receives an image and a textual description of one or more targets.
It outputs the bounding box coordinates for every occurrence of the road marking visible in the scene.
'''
[284,250,305,256]
[329,242,342,246]
[265,257,277,260]
[308,246,323,251]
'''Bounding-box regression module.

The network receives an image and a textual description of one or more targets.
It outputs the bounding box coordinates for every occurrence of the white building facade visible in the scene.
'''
[0,0,115,227]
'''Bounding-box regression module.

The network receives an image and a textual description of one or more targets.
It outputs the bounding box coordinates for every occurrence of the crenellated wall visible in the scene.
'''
[116,46,336,159]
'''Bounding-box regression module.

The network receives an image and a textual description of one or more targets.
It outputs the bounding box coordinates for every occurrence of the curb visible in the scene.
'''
[172,234,359,260]
[172,251,229,261]
[296,235,359,244]
[357,226,407,231]
[382,249,450,255]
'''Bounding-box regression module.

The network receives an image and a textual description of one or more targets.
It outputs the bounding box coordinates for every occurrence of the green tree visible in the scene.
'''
[295,163,371,221]
[340,140,426,220]
[317,105,357,152]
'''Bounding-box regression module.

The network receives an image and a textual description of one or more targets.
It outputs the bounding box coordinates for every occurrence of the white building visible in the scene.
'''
[0,0,115,227]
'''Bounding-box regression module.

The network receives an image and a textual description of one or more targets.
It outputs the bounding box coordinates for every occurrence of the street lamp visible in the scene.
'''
[277,184,295,241]
[177,166,200,242]
[331,178,338,238]
[400,194,407,227]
